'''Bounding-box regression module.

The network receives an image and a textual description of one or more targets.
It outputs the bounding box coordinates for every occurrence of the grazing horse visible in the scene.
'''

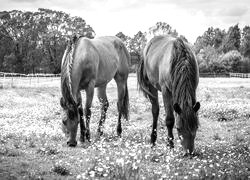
[137,35,200,154]
[60,35,130,147]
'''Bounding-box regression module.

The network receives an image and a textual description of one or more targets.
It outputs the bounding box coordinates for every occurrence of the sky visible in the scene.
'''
[0,0,249,43]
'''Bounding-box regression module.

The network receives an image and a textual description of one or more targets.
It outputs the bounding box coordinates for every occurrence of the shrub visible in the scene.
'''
[219,50,242,72]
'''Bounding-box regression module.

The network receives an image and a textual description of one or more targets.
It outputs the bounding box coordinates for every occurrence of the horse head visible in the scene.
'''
[173,102,200,154]
[60,95,79,147]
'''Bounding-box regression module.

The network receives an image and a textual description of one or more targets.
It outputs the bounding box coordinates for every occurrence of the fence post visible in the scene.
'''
[3,73,5,88]
[11,74,13,87]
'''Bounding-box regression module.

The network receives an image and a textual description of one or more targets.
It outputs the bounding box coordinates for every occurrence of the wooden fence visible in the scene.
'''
[0,72,249,88]
[229,73,250,78]
[199,73,250,78]
[0,72,60,88]
[0,72,60,77]
[199,73,229,78]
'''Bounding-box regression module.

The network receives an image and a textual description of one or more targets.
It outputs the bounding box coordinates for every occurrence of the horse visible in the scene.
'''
[60,35,130,147]
[137,35,200,154]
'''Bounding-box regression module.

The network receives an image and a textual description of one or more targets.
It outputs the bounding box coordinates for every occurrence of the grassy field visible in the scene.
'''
[0,75,249,180]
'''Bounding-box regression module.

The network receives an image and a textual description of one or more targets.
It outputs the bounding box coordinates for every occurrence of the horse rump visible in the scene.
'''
[137,59,155,99]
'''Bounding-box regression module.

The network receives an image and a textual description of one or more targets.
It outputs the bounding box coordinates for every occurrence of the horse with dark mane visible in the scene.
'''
[137,35,200,154]
[60,35,130,147]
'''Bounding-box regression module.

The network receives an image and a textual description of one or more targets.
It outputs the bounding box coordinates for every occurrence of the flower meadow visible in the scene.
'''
[0,76,249,179]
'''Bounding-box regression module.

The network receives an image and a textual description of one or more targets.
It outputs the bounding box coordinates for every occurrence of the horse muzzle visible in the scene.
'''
[67,139,77,147]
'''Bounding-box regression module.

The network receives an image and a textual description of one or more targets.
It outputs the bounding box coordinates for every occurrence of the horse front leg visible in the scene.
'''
[148,87,159,146]
[79,105,86,143]
[97,85,109,136]
[162,87,175,148]
[85,82,95,142]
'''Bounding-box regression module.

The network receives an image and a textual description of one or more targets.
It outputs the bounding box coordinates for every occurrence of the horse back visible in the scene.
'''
[143,36,176,90]
[143,36,198,91]
[76,36,129,87]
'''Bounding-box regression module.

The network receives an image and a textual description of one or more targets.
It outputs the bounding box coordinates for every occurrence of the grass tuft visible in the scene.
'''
[37,146,59,156]
[51,164,70,176]
[213,133,222,141]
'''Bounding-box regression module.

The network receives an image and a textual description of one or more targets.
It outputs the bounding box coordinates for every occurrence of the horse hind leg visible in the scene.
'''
[84,81,95,142]
[148,86,159,146]
[77,93,86,143]
[162,87,175,148]
[114,73,129,137]
[97,85,109,136]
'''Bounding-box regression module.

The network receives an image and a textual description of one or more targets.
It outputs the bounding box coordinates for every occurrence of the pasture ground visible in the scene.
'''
[0,75,249,180]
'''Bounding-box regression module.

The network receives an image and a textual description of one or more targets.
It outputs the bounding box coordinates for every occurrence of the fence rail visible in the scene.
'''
[199,73,250,78]
[199,73,229,78]
[0,72,60,88]
[0,72,60,77]
[0,72,249,89]
[229,73,250,78]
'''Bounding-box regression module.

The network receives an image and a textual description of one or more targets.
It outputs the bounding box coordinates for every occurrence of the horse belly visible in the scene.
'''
[95,56,118,87]
[145,60,161,91]
[146,54,172,92]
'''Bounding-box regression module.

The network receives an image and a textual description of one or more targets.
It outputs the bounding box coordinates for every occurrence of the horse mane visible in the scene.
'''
[61,35,83,108]
[170,38,199,131]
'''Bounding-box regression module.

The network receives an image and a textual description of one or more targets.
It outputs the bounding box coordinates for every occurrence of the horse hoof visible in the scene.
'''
[86,133,91,142]
[167,140,174,148]
[151,143,156,148]
[117,128,122,137]
[86,137,91,142]
[97,130,103,137]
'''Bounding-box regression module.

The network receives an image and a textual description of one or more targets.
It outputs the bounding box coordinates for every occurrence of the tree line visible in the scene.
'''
[0,9,250,74]
[194,25,250,73]
[116,23,250,73]
[0,9,94,74]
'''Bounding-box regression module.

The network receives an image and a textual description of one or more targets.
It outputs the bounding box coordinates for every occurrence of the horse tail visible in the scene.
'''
[137,58,155,99]
[121,82,129,120]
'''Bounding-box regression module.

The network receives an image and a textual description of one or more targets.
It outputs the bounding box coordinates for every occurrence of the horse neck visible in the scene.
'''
[172,67,199,131]
[174,80,196,109]
[171,59,197,109]
[61,45,78,106]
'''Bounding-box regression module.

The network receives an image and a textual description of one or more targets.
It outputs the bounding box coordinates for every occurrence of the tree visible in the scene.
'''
[194,27,225,53]
[219,50,242,72]
[213,28,226,49]
[221,24,241,53]
[0,28,14,71]
[115,32,133,52]
[196,46,222,73]
[148,22,178,37]
[241,26,250,58]
[116,32,128,42]
[37,8,95,73]
[0,9,95,73]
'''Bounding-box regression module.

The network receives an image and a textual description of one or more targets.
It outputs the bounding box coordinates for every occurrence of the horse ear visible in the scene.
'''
[67,105,77,120]
[193,102,200,112]
[173,103,182,114]
[60,97,66,109]
[72,34,78,44]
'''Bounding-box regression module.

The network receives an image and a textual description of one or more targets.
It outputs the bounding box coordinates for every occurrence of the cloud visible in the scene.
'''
[8,0,40,2]
[218,7,248,17]
[1,0,250,43]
